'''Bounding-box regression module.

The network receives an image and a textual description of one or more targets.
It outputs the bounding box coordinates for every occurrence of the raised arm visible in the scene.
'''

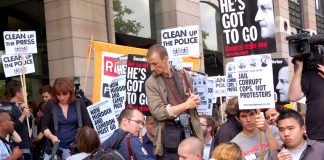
[288,59,305,101]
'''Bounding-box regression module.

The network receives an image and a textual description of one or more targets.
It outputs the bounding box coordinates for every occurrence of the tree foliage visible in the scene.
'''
[113,0,143,36]
[202,30,209,50]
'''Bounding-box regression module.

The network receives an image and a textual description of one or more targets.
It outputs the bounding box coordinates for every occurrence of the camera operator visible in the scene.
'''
[145,44,203,160]
[74,77,92,107]
[289,58,324,141]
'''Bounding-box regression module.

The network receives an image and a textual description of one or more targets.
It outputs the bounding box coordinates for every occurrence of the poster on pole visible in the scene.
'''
[3,31,37,54]
[87,100,119,142]
[100,52,126,100]
[226,62,238,100]
[209,76,227,103]
[272,58,289,104]
[125,54,152,115]
[235,54,275,109]
[193,74,212,115]
[108,77,126,117]
[218,0,277,57]
[161,25,200,58]
[1,54,35,77]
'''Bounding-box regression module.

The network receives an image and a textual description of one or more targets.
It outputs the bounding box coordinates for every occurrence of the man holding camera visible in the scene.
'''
[289,58,324,141]
[145,44,203,159]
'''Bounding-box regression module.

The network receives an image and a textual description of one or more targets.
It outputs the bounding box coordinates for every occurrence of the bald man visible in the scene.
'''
[178,137,203,160]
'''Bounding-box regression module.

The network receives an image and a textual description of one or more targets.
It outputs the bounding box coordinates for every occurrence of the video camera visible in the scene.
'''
[286,31,324,70]
[73,77,83,99]
[74,77,93,106]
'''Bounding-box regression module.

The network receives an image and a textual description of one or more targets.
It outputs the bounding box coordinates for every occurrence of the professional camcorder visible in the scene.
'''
[74,77,93,106]
[286,31,324,70]
[175,113,193,139]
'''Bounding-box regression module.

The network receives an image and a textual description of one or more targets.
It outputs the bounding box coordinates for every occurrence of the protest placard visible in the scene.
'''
[100,52,125,100]
[1,54,35,77]
[235,54,275,109]
[161,25,200,58]
[208,76,227,103]
[87,100,118,142]
[109,77,126,117]
[218,0,277,57]
[226,62,238,100]
[272,58,289,104]
[193,74,212,115]
[125,54,151,114]
[3,31,37,54]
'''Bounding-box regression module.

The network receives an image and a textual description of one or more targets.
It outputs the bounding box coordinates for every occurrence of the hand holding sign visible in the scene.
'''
[186,93,201,109]
[255,112,268,132]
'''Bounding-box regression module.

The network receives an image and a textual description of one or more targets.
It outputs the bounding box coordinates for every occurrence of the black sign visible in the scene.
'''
[219,0,277,57]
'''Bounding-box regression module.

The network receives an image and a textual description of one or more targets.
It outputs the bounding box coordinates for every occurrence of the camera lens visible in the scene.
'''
[296,44,305,53]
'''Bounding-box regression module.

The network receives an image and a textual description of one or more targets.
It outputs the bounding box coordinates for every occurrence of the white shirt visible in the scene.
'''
[203,138,213,160]
[0,139,11,159]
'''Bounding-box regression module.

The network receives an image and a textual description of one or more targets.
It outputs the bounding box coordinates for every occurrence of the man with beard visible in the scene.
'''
[198,115,218,160]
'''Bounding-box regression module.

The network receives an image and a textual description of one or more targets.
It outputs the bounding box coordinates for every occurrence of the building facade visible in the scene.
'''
[0,0,323,103]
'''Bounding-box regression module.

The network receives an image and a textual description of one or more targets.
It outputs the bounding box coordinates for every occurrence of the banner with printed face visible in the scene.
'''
[272,58,289,104]
[3,31,37,54]
[92,42,147,103]
[235,54,275,109]
[87,100,119,142]
[1,54,35,77]
[161,25,200,58]
[193,74,212,115]
[218,0,277,57]
[125,54,151,114]
[226,62,238,100]
[208,76,227,103]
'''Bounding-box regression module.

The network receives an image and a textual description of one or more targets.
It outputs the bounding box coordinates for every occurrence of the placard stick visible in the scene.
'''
[83,35,94,95]
[256,109,264,160]
[20,53,31,137]
[220,97,224,123]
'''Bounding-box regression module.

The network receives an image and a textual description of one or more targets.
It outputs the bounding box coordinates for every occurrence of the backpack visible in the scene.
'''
[84,131,135,160]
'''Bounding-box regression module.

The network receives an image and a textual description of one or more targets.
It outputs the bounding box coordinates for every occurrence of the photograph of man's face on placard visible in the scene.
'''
[272,58,289,104]
[219,0,277,57]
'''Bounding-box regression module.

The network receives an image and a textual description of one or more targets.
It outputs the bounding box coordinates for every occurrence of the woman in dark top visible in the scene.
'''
[41,78,91,160]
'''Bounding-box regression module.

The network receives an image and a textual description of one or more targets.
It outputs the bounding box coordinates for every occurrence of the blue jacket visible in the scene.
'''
[101,128,154,160]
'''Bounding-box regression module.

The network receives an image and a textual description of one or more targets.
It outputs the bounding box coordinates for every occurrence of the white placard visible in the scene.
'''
[209,76,227,103]
[3,31,37,54]
[169,57,183,69]
[87,100,119,142]
[108,77,126,117]
[161,25,200,58]
[226,62,238,100]
[193,74,212,115]
[234,54,275,109]
[1,54,35,77]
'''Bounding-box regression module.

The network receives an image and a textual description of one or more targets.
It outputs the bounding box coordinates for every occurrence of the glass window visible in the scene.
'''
[289,0,303,30]
[315,0,324,34]
[114,0,154,38]
[200,2,224,76]
[0,1,49,103]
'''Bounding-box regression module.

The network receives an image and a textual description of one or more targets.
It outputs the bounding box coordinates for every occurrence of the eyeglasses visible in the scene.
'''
[128,119,144,126]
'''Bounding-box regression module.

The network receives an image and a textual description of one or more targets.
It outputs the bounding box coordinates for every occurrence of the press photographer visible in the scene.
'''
[74,77,92,107]
[287,32,324,141]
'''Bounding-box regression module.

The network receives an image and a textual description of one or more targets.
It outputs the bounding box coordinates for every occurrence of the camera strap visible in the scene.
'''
[171,67,187,102]
[51,99,82,134]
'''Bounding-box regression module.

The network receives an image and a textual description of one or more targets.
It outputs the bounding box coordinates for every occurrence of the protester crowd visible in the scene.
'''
[1,44,324,160]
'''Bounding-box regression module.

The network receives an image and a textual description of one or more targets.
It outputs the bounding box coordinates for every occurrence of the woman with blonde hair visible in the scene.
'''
[212,142,243,160]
